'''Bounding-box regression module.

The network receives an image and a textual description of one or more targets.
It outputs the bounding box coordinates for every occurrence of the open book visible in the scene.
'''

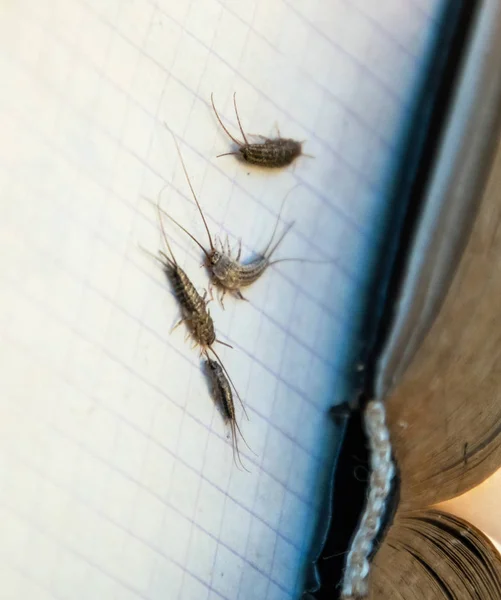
[365,132,501,600]
[1,1,489,599]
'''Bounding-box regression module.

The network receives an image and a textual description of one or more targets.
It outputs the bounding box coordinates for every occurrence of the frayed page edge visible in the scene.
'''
[340,400,395,599]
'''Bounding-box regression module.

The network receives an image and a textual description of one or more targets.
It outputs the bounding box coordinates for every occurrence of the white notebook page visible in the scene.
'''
[0,1,443,599]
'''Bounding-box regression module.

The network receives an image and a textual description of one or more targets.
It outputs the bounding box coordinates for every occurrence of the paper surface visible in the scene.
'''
[0,1,443,598]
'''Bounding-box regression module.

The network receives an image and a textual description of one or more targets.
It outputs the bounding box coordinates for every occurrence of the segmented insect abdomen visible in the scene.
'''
[235,261,269,287]
[166,264,216,346]
[207,359,234,421]
[212,255,268,290]
[242,139,302,167]
[191,311,216,347]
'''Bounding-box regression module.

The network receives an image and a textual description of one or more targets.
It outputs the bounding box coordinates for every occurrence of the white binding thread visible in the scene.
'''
[341,400,395,599]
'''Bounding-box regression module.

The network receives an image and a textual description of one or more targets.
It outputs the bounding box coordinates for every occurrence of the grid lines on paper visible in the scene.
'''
[0,1,444,599]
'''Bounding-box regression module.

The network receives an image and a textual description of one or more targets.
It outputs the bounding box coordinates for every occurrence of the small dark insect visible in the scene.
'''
[211,92,310,168]
[143,190,249,421]
[152,195,217,352]
[204,358,254,472]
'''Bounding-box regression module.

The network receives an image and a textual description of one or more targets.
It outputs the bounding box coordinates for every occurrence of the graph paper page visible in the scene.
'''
[0,1,443,599]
